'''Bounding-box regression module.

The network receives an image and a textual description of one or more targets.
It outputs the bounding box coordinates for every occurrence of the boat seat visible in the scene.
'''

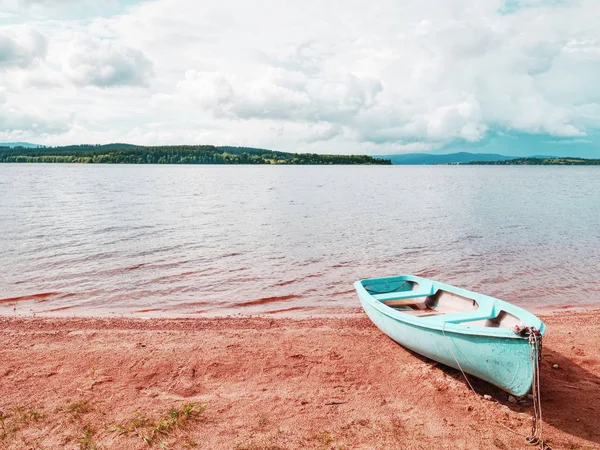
[400,309,441,317]
[382,298,426,307]
[421,304,495,324]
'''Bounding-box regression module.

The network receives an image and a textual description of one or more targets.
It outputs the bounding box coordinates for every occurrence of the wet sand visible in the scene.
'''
[1,310,599,449]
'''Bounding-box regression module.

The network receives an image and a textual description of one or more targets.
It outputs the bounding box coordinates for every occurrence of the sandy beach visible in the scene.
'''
[1,309,599,449]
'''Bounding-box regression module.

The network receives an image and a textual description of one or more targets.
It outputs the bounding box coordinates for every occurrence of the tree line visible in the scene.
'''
[462,157,600,165]
[0,144,391,165]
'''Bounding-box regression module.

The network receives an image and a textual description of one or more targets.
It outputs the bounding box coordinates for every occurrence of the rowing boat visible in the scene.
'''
[354,274,546,396]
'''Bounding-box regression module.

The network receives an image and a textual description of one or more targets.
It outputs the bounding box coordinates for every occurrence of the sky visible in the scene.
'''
[0,0,599,156]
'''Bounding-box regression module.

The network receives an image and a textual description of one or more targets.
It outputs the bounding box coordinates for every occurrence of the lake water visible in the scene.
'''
[1,164,599,317]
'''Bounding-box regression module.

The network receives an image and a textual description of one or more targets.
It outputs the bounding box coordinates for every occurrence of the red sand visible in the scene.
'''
[1,310,599,449]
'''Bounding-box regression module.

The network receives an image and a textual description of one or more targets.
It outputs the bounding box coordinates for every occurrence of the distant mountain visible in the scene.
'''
[437,131,600,159]
[462,156,600,165]
[381,152,517,165]
[0,142,42,149]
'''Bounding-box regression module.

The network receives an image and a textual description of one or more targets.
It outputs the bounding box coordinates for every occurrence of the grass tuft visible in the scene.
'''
[182,438,198,448]
[0,406,46,443]
[314,431,336,447]
[13,406,46,425]
[79,424,98,450]
[112,402,205,447]
[66,399,92,420]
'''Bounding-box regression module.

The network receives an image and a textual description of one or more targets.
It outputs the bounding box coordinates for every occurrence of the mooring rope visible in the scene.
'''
[443,322,551,450]
[441,321,477,393]
[523,327,552,450]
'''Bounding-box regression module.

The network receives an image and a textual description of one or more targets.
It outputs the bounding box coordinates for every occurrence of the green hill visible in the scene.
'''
[0,144,391,165]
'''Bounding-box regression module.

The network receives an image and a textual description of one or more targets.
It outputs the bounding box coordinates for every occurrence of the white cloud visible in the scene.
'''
[0,27,46,68]
[0,86,70,136]
[63,36,152,87]
[304,124,344,144]
[177,67,382,126]
[1,0,600,153]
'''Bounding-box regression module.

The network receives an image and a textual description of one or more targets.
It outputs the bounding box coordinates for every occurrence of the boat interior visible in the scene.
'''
[365,280,520,329]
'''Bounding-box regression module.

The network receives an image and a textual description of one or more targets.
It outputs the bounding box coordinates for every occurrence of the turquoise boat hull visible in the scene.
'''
[355,275,546,396]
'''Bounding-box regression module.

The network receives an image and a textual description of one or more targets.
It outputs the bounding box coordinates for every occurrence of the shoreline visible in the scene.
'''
[1,311,599,449]
[2,302,599,320]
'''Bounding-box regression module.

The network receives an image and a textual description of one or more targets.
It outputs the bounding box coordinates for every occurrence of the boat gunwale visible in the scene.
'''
[355,275,546,339]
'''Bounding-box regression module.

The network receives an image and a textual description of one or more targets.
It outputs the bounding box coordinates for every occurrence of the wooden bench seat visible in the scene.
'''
[382,298,425,307]
[399,309,442,317]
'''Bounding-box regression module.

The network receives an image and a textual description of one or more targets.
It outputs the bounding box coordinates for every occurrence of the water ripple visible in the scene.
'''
[1,164,599,316]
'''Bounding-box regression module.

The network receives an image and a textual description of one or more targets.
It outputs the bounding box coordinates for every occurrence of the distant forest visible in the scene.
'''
[0,144,391,165]
[461,157,600,165]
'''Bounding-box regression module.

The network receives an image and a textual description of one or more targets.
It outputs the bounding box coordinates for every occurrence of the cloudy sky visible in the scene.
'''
[1,0,599,155]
